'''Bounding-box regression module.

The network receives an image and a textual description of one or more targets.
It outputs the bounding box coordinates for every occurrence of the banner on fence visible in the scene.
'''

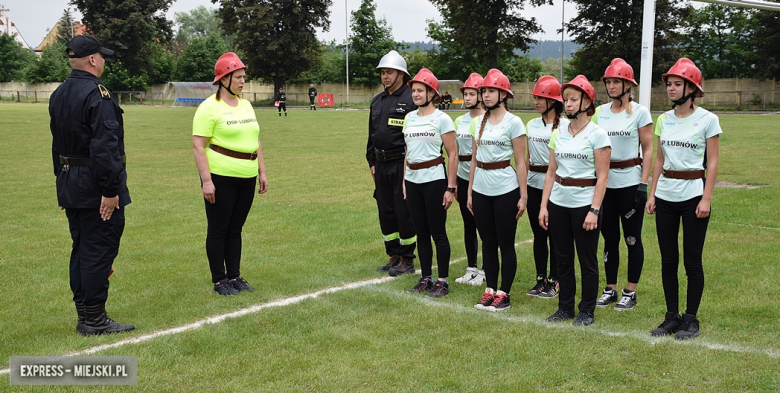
[318,94,334,107]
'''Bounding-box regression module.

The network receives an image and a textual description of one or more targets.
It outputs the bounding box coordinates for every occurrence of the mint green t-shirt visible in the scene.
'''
[469,112,526,196]
[548,122,611,208]
[526,116,569,190]
[591,102,653,189]
[454,113,475,181]
[192,95,260,178]
[653,107,722,202]
[403,109,455,184]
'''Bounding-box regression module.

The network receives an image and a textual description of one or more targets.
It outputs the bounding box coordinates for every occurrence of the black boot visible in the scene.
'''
[81,303,135,336]
[75,302,86,333]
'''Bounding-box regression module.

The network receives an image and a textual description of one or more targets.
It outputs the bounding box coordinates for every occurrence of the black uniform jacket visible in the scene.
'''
[366,84,417,167]
[308,87,317,97]
[50,69,130,209]
[275,92,286,102]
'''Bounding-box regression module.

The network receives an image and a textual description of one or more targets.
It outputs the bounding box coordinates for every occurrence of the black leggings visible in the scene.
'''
[456,176,478,268]
[472,189,519,293]
[405,179,450,278]
[548,202,601,314]
[601,185,645,285]
[278,103,287,112]
[526,186,557,279]
[655,196,709,316]
[204,173,256,283]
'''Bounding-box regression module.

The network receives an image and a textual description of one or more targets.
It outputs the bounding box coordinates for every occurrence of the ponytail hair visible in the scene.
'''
[477,110,491,146]
[626,88,634,115]
[551,100,563,131]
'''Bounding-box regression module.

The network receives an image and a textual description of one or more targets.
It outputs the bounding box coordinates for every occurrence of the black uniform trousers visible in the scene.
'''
[472,188,519,294]
[373,159,416,260]
[405,178,450,278]
[601,185,645,285]
[309,96,316,110]
[549,202,601,314]
[655,196,708,316]
[278,103,287,113]
[204,174,256,283]
[526,186,557,280]
[456,176,478,268]
[66,207,125,307]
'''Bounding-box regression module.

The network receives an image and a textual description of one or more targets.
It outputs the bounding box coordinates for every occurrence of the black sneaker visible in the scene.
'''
[573,311,595,326]
[230,277,254,292]
[546,309,575,322]
[426,280,450,298]
[614,288,637,311]
[651,312,683,336]
[596,287,618,308]
[538,279,559,299]
[526,276,546,296]
[676,314,700,340]
[487,293,511,311]
[378,255,400,272]
[388,257,415,276]
[474,290,495,310]
[408,277,433,293]
[214,279,239,295]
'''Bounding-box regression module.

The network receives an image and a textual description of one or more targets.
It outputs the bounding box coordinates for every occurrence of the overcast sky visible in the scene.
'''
[3,0,580,49]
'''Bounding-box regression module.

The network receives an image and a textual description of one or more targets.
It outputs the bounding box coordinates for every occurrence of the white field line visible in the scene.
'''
[727,222,780,231]
[371,286,780,359]
[0,240,531,375]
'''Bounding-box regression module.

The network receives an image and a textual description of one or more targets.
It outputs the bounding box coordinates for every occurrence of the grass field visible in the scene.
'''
[0,103,779,391]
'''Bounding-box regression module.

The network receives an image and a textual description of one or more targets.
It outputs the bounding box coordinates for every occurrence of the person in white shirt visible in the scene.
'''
[646,58,721,340]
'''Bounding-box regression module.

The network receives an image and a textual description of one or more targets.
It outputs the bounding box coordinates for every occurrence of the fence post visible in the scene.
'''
[254,93,257,106]
[140,92,144,105]
[17,91,20,102]
[738,90,742,112]
[34,90,38,103]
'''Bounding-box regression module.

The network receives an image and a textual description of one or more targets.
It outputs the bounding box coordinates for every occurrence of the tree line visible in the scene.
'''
[0,0,778,91]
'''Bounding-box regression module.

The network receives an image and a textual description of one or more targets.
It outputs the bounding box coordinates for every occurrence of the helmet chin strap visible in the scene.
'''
[386,71,403,93]
[565,91,591,119]
[671,80,697,109]
[606,80,629,107]
[482,90,504,111]
[541,99,555,118]
[465,97,481,110]
[219,72,237,96]
[419,86,438,108]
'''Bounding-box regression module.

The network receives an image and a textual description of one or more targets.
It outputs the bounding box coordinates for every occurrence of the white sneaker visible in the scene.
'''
[455,267,478,284]
[467,269,485,286]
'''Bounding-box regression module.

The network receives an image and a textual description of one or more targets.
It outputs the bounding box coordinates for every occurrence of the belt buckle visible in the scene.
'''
[250,152,258,160]
[62,157,70,172]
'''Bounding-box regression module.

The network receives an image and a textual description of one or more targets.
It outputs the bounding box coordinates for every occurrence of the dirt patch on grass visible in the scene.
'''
[715,181,763,189]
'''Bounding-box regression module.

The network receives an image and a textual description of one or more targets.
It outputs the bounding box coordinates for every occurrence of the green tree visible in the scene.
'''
[23,42,70,83]
[173,6,236,51]
[70,0,174,88]
[680,4,756,79]
[55,8,76,45]
[565,0,691,82]
[348,0,399,86]
[148,43,175,84]
[502,54,543,83]
[427,0,550,74]
[402,48,432,77]
[0,33,35,82]
[751,9,780,81]
[218,0,332,90]
[290,40,345,84]
[172,33,227,82]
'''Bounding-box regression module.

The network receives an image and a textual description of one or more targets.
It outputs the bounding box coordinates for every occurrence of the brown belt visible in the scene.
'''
[529,164,548,173]
[555,175,597,187]
[610,157,643,169]
[475,160,511,170]
[458,155,472,162]
[663,170,705,179]
[407,156,444,170]
[209,144,258,160]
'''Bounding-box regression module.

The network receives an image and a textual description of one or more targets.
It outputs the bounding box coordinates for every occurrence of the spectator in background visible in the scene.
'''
[276,87,287,117]
[440,91,453,110]
[308,83,317,111]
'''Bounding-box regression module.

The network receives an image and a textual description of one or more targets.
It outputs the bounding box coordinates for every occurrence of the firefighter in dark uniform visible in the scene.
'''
[368,50,418,276]
[49,35,134,336]
[276,87,287,116]
[308,83,317,111]
[440,91,452,110]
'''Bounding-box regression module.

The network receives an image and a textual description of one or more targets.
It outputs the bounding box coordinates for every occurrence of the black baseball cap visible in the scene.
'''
[66,35,114,58]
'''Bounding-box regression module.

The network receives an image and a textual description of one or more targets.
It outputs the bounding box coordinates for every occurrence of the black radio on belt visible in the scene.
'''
[374,148,405,162]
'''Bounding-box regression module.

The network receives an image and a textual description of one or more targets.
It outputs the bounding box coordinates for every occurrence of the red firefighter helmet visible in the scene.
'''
[563,75,596,103]
[408,68,441,102]
[662,57,704,97]
[213,52,247,85]
[531,75,563,103]
[601,58,638,86]
[481,68,513,99]
[460,73,484,93]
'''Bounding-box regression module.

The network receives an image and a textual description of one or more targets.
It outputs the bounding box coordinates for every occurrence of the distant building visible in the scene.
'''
[35,20,86,53]
[0,8,31,48]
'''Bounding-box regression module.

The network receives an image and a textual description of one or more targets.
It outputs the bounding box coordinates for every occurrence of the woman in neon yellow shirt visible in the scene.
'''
[192,52,269,295]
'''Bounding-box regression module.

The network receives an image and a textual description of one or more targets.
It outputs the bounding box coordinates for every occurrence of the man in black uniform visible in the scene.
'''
[440,91,452,110]
[276,87,287,116]
[308,83,317,111]
[49,35,134,336]
[367,50,418,276]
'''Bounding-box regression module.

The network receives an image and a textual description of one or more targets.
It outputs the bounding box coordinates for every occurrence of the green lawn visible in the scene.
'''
[0,104,778,391]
